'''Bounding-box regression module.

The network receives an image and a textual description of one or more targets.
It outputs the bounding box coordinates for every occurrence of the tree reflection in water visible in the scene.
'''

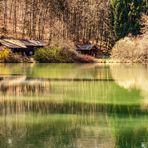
[0,64,147,148]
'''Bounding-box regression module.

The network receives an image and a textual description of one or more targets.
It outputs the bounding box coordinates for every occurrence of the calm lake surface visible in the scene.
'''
[0,63,148,148]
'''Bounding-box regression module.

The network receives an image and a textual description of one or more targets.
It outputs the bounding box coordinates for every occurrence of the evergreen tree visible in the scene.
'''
[110,0,145,40]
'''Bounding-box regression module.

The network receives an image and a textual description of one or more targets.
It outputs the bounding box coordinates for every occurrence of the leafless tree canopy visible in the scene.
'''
[0,0,113,49]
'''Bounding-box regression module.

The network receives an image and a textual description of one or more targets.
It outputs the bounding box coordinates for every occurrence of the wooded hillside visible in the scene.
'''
[0,0,147,51]
[0,0,114,50]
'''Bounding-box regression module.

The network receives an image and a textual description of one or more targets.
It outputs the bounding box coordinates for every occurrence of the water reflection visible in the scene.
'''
[0,63,112,79]
[0,64,147,148]
[110,64,148,90]
[0,113,118,148]
[110,64,148,110]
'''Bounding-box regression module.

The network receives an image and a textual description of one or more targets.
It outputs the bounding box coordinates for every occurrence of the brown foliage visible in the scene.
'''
[0,0,113,50]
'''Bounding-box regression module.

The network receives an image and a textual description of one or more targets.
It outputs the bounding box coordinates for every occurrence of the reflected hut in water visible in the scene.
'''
[0,75,50,95]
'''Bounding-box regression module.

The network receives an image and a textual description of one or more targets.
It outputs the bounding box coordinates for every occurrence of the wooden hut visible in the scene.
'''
[20,39,44,55]
[0,38,44,56]
[76,44,102,57]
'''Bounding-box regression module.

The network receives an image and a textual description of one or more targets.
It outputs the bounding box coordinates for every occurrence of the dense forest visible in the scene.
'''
[0,0,112,50]
[0,0,147,50]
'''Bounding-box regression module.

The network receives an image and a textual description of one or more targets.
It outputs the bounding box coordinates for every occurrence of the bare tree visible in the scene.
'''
[0,0,113,50]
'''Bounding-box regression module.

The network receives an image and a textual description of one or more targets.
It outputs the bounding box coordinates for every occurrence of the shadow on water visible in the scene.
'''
[0,63,147,148]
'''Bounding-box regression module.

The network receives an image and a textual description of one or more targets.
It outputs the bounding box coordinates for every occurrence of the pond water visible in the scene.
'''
[0,63,148,148]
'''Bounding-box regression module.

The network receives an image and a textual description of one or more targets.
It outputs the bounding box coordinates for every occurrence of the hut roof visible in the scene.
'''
[4,39,27,48]
[76,44,95,51]
[0,39,27,49]
[0,38,45,49]
[21,39,45,47]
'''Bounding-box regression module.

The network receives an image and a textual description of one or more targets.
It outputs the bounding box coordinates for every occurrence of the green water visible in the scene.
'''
[0,63,148,148]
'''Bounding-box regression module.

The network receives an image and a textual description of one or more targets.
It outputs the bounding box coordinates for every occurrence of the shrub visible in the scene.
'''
[111,14,148,63]
[34,47,60,63]
[111,36,148,63]
[0,48,32,63]
[34,47,75,63]
[0,48,12,62]
[58,48,77,63]
[4,54,21,63]
[4,54,33,63]
[75,54,97,63]
[34,47,97,63]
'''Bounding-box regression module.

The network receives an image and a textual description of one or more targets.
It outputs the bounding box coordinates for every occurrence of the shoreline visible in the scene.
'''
[0,59,148,64]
